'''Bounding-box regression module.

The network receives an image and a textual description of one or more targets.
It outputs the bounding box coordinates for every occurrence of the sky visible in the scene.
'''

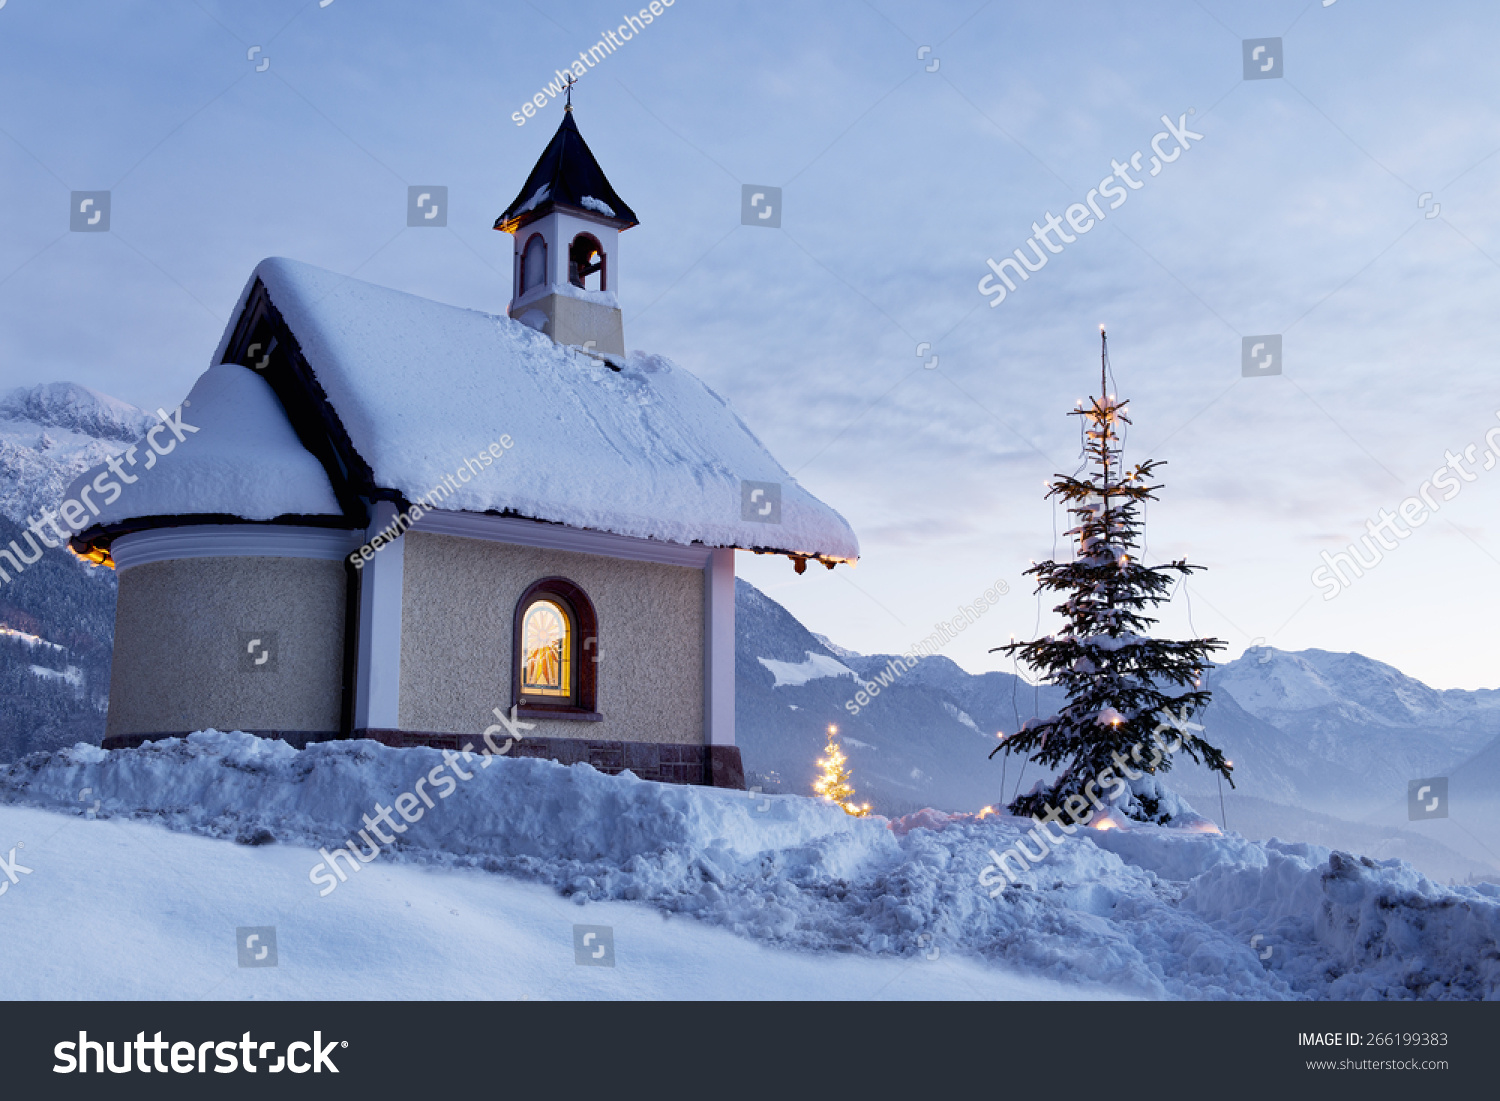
[2,0,1499,689]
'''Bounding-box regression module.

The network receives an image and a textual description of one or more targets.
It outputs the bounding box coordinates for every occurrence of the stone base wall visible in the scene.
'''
[361,730,744,789]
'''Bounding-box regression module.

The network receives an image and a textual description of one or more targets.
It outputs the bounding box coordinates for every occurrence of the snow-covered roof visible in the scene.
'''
[74,258,859,563]
[65,364,342,530]
[495,110,638,231]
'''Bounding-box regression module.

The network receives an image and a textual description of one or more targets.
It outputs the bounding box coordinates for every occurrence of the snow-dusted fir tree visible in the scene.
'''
[814,725,870,817]
[993,331,1231,823]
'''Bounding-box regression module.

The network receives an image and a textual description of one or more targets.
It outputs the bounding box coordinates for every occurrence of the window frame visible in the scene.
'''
[520,233,548,295]
[511,576,600,721]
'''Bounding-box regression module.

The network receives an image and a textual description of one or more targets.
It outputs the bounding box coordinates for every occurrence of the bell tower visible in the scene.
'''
[495,98,638,357]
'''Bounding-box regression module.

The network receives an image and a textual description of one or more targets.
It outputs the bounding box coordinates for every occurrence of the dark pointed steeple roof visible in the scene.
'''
[494,110,638,233]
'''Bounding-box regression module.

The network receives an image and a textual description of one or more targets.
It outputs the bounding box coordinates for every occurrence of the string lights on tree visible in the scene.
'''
[814,724,871,817]
[991,329,1233,823]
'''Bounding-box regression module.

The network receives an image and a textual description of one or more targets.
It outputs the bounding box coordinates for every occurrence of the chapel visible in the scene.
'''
[67,106,857,788]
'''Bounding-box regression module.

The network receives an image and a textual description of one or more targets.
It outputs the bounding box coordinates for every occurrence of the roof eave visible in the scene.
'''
[749,548,858,573]
[67,511,358,568]
[494,201,639,235]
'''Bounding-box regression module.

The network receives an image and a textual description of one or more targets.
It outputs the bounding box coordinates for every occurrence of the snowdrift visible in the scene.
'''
[3,732,1497,1000]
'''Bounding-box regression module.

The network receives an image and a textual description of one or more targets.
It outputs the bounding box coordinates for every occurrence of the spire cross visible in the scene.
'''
[564,74,575,111]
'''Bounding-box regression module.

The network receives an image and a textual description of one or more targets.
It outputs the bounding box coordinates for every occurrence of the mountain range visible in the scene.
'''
[0,383,135,760]
[734,584,1500,884]
[1,379,1497,883]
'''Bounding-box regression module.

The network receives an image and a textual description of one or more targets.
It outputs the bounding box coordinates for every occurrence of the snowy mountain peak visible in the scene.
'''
[0,382,154,444]
[1215,647,1500,729]
[811,632,860,659]
[0,381,152,526]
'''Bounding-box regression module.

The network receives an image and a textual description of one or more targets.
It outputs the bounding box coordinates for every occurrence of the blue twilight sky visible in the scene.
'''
[2,0,1498,689]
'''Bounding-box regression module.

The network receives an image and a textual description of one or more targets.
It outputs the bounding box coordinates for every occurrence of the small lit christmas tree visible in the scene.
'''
[814,725,871,817]
[992,330,1232,824]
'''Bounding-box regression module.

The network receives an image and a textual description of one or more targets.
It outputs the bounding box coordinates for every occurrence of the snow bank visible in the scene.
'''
[1183,844,1500,1000]
[0,803,1121,1001]
[4,732,1496,1000]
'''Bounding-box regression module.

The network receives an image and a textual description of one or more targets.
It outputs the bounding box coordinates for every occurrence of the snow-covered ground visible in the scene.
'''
[2,732,1496,1000]
[0,805,1099,1001]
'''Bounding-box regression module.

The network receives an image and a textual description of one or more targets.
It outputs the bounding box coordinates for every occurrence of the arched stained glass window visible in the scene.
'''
[512,577,599,718]
[521,599,571,698]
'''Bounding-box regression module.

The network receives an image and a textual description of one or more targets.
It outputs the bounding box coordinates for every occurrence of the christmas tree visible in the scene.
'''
[814,725,871,817]
[993,330,1232,823]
